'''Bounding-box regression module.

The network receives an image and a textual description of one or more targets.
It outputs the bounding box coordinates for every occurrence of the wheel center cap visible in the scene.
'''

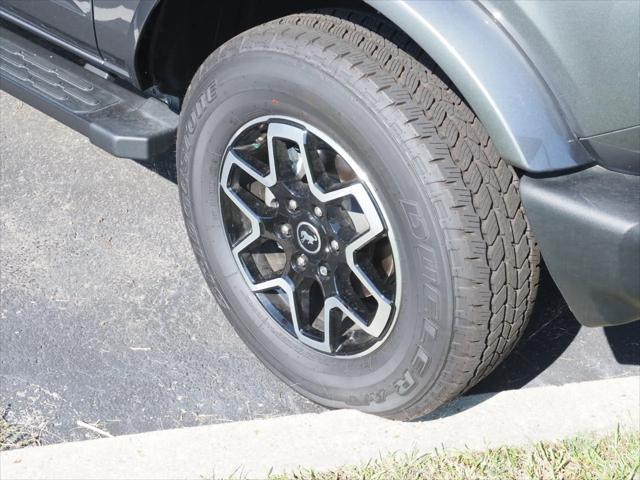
[296,221,321,254]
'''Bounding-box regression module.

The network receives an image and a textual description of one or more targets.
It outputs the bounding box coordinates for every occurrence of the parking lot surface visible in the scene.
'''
[1,93,638,443]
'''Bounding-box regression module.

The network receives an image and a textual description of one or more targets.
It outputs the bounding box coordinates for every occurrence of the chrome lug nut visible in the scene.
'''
[313,206,323,217]
[330,239,340,252]
[318,265,329,277]
[280,224,292,237]
[288,199,298,211]
[295,254,308,269]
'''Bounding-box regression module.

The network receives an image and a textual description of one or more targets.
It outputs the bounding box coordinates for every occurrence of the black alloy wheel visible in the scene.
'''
[220,117,399,357]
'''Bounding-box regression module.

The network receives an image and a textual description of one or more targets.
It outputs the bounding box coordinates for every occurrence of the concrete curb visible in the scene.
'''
[2,376,638,479]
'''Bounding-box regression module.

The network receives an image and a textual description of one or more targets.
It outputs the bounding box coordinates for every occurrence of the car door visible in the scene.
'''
[0,0,98,56]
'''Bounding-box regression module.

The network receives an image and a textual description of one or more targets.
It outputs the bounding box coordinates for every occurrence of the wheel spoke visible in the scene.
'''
[267,122,308,182]
[251,275,332,352]
[323,296,372,339]
[219,164,267,285]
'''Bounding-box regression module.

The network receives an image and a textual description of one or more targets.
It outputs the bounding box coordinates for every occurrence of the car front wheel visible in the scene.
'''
[177,11,539,419]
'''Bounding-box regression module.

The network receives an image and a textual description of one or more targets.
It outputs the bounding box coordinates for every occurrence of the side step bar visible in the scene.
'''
[0,26,177,160]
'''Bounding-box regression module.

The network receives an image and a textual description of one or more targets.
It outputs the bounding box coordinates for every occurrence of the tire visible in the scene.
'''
[177,11,540,419]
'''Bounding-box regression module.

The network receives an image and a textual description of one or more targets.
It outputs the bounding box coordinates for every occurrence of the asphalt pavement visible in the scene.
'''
[1,92,638,444]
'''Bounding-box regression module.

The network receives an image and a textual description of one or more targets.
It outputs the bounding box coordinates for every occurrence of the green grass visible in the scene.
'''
[0,408,42,451]
[272,428,640,480]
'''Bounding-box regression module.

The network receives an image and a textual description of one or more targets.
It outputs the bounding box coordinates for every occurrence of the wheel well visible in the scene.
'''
[135,0,372,98]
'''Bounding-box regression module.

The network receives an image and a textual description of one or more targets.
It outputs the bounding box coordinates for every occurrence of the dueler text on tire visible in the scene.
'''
[177,11,540,419]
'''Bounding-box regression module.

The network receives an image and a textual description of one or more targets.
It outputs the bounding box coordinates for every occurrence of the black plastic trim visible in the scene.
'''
[580,125,640,176]
[521,165,640,327]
